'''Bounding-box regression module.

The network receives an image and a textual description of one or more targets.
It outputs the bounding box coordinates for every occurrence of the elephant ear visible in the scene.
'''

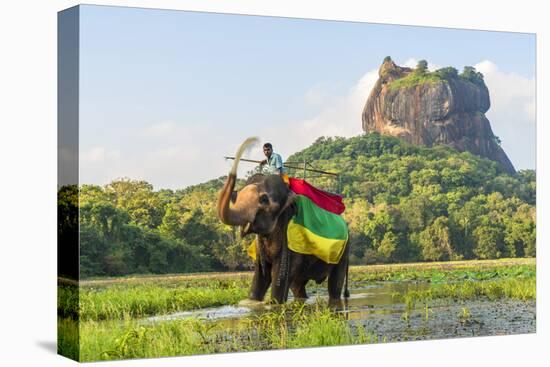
[277,191,296,219]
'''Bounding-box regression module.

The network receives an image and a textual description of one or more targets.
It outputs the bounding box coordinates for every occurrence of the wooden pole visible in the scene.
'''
[223,156,339,177]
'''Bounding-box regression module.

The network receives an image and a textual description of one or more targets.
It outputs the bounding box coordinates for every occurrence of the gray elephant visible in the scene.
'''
[217,137,350,304]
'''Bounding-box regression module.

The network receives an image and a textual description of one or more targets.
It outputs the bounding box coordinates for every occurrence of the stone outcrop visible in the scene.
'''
[362,57,515,174]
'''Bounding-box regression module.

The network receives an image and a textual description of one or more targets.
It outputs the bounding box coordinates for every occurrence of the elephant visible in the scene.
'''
[217,137,350,304]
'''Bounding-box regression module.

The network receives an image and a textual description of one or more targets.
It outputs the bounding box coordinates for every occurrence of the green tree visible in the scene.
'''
[58,185,79,278]
[75,132,536,276]
[504,204,536,257]
[418,217,454,261]
[434,66,458,79]
[461,66,485,85]
[416,60,428,74]
[105,179,166,228]
[343,198,371,263]
[378,232,398,261]
[473,224,504,259]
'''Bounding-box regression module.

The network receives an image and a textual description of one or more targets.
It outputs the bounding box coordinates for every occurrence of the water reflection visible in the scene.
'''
[143,280,535,339]
[146,281,428,323]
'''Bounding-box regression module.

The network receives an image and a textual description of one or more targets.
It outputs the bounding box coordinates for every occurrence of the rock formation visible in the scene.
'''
[362,57,516,174]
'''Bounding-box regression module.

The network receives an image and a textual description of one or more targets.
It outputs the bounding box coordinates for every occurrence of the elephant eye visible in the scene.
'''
[259,194,270,205]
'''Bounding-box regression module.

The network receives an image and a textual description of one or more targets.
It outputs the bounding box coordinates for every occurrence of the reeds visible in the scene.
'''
[76,301,384,361]
[78,280,249,321]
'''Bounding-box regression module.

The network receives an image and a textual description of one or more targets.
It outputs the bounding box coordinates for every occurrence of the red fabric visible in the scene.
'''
[289,177,345,215]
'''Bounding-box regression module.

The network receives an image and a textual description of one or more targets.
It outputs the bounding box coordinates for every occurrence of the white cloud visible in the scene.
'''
[80,58,535,189]
[80,117,264,189]
[475,60,535,169]
[259,57,439,158]
[303,83,332,106]
[260,69,378,157]
[137,123,232,188]
[475,60,535,123]
[81,146,120,162]
[402,58,418,69]
[402,58,441,71]
[141,121,178,138]
[261,58,535,171]
[525,99,535,121]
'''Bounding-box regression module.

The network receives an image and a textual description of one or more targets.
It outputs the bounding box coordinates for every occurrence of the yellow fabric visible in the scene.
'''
[287,220,347,264]
[282,173,290,186]
[246,220,347,264]
[247,240,257,261]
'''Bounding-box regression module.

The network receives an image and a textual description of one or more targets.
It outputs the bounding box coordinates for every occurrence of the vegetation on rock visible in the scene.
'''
[387,61,486,90]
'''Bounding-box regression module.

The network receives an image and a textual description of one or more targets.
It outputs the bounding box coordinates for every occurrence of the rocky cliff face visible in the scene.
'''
[362,57,516,174]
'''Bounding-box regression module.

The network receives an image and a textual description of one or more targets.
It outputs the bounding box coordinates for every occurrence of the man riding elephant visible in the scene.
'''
[217,137,350,304]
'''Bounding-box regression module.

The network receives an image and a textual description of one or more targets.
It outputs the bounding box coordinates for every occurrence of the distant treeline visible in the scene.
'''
[58,177,250,278]
[58,133,535,278]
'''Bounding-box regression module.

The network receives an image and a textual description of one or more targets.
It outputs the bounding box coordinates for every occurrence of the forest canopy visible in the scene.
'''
[59,133,535,278]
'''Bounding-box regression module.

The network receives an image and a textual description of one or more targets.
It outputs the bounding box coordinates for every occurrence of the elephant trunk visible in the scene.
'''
[217,137,260,226]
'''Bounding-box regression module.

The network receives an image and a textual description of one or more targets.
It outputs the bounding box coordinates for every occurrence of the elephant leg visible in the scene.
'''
[327,268,344,300]
[290,279,308,300]
[328,243,350,300]
[270,252,290,304]
[288,253,307,300]
[249,261,272,301]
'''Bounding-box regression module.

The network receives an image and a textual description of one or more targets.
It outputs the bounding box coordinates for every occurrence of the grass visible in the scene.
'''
[387,70,444,90]
[61,258,535,323]
[76,280,249,321]
[287,305,361,347]
[73,301,384,362]
[397,276,536,310]
[74,258,534,284]
[58,317,79,361]
[350,262,534,283]
[58,258,536,361]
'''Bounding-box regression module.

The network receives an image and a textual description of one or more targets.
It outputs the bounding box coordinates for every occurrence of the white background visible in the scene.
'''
[0,0,547,366]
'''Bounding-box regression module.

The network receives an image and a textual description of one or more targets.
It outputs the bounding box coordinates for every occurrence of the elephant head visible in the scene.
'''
[217,137,295,237]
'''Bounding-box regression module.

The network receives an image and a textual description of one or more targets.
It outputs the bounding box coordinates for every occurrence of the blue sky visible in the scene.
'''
[78,5,536,189]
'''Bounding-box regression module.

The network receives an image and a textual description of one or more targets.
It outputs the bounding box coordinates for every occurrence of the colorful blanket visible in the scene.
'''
[288,177,345,215]
[248,179,348,264]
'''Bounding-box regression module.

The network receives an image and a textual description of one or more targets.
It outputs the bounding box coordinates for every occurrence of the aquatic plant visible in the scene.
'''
[398,276,535,306]
[67,258,535,361]
[77,301,387,361]
[78,282,248,321]
[458,307,472,325]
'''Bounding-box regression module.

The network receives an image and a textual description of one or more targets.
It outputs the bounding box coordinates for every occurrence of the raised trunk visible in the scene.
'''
[217,137,260,226]
[217,173,242,225]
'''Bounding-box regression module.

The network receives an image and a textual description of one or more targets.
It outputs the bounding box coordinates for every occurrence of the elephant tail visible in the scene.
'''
[343,237,350,298]
[343,259,350,298]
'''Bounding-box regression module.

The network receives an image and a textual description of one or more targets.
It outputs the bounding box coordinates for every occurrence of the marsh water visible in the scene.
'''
[146,280,536,341]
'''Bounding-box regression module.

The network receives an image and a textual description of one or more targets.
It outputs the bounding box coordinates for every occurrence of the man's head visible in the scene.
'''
[263,143,273,158]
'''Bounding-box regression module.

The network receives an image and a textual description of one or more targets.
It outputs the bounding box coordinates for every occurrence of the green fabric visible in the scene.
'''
[247,194,348,264]
[292,195,347,240]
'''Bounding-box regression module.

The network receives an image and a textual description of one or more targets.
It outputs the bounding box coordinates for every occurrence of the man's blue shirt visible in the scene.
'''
[266,152,286,174]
